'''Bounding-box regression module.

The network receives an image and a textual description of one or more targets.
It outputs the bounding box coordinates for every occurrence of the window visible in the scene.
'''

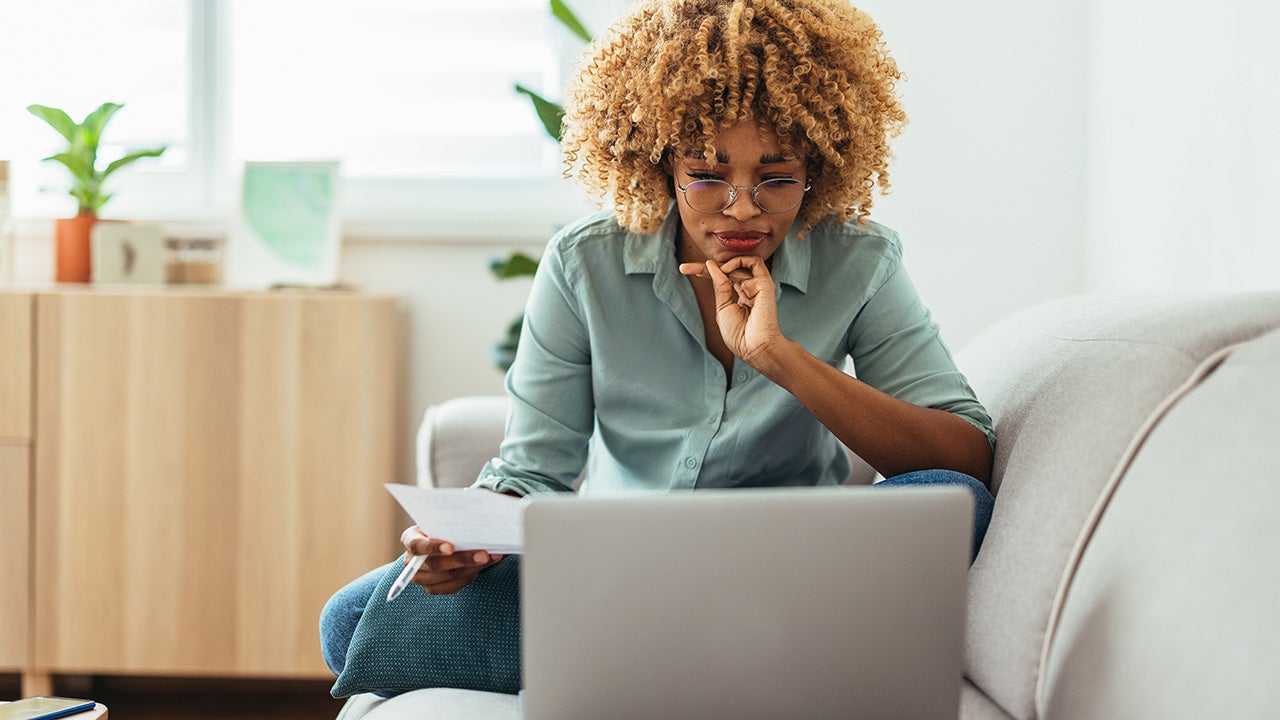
[0,0,615,239]
[0,1,197,219]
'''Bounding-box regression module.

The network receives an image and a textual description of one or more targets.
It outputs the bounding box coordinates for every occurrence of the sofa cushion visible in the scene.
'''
[331,556,522,699]
[1039,327,1280,718]
[955,292,1280,719]
[337,688,521,720]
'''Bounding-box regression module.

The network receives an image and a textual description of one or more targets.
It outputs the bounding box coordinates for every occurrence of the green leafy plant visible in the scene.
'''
[27,102,167,216]
[511,0,592,142]
[491,0,593,371]
[489,252,542,371]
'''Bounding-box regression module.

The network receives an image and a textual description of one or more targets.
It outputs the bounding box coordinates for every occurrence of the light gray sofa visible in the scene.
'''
[338,292,1280,720]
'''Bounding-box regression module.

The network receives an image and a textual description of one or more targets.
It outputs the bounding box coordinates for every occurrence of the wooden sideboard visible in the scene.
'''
[0,292,33,678]
[0,287,402,695]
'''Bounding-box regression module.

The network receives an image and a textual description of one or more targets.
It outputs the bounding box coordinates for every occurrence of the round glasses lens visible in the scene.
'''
[754,179,806,213]
[684,180,733,213]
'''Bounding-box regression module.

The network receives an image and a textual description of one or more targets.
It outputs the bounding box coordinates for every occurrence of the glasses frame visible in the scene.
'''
[674,177,813,215]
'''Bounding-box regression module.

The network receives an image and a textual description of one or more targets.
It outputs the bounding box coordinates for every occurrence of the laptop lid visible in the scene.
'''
[521,485,972,720]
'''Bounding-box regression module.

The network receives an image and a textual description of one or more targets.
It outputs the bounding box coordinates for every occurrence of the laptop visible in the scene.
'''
[520,485,973,720]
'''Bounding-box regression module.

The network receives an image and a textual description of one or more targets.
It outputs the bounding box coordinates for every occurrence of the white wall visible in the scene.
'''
[340,236,543,480]
[1086,0,1280,292]
[856,0,1091,345]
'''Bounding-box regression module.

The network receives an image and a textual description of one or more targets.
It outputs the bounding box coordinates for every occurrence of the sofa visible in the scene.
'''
[337,291,1280,719]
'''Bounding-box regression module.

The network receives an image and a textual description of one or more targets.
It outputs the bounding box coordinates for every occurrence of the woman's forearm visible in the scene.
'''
[749,337,993,484]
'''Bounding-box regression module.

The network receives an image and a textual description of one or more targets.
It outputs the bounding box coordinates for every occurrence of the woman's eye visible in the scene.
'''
[687,171,721,181]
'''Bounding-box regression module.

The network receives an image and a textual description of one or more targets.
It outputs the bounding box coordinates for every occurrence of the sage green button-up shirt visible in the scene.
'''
[473,209,993,497]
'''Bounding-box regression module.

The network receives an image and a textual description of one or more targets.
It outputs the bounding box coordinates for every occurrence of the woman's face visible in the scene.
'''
[668,119,808,265]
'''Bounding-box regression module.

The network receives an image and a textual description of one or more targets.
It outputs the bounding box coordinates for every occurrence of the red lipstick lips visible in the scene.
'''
[715,231,766,253]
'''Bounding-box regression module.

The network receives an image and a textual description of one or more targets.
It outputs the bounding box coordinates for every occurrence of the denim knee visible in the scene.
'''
[320,564,391,676]
[876,469,994,561]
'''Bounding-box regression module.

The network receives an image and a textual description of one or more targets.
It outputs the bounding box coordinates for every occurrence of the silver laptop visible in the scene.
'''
[520,485,972,720]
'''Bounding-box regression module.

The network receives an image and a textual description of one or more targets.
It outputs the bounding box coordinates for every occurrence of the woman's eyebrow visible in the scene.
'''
[681,152,796,165]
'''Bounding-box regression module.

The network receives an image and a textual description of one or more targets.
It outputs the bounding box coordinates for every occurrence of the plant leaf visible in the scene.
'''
[44,152,95,185]
[101,147,167,181]
[550,0,592,43]
[27,104,78,143]
[514,84,564,142]
[490,252,541,279]
[79,102,123,151]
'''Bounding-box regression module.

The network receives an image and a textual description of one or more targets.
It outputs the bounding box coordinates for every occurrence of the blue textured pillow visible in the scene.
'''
[330,555,522,698]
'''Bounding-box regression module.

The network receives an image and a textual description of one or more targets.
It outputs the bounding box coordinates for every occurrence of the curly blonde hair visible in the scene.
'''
[561,0,907,236]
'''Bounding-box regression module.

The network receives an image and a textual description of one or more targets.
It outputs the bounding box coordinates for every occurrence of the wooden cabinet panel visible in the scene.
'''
[0,445,29,670]
[33,290,400,677]
[0,292,32,441]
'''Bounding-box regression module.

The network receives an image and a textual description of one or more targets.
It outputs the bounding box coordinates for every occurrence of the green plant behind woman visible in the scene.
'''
[491,0,592,371]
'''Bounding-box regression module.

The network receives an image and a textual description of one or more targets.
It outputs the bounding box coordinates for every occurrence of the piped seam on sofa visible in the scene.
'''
[1031,341,1244,717]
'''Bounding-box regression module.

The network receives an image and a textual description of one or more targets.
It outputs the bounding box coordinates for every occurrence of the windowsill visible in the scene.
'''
[11,173,603,247]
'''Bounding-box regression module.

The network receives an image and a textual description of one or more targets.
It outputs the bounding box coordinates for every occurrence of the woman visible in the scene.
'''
[322,0,994,693]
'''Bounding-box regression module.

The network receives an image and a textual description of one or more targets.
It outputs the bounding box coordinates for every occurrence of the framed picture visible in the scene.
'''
[227,160,341,288]
[91,221,167,285]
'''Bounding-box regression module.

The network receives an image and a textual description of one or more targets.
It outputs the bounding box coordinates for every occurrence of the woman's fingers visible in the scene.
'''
[680,261,752,282]
[678,262,707,277]
[415,554,505,594]
[400,526,452,557]
[716,254,769,278]
[420,549,492,572]
[399,524,505,595]
[703,261,738,310]
[735,278,769,306]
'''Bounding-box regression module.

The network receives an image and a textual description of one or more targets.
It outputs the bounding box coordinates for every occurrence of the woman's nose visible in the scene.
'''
[722,187,762,220]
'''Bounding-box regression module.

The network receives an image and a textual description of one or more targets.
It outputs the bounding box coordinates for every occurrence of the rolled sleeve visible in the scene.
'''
[847,260,995,448]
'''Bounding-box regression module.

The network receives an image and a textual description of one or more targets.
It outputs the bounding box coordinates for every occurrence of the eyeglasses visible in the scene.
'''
[674,177,812,214]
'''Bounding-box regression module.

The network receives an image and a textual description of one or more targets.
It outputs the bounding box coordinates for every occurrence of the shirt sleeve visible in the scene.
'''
[846,259,996,448]
[472,236,594,496]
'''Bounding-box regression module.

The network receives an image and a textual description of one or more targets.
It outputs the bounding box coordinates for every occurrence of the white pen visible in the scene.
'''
[386,553,428,602]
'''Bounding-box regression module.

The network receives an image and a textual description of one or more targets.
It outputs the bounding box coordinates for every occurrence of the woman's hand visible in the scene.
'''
[679,256,786,366]
[400,525,504,595]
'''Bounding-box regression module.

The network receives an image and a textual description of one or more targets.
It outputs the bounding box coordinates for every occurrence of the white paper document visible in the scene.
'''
[386,484,526,554]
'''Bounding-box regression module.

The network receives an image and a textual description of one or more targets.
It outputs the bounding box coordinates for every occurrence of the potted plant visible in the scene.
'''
[491,0,591,371]
[27,102,166,282]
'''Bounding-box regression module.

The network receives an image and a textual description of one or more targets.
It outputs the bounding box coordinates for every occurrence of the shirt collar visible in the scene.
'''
[623,207,811,294]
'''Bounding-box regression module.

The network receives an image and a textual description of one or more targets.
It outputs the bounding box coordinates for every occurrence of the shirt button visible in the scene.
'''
[735,370,749,383]
[684,457,698,469]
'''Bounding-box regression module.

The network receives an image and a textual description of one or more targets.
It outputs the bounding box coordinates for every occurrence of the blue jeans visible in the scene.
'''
[319,469,994,678]
[876,468,994,561]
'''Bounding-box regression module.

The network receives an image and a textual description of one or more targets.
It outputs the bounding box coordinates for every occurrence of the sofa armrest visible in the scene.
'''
[416,395,510,489]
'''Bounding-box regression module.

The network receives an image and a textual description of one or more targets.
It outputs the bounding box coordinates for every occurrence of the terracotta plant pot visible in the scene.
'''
[55,213,97,283]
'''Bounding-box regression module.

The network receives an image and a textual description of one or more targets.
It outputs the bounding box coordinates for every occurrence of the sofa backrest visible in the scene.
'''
[1039,325,1280,718]
[956,292,1280,720]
